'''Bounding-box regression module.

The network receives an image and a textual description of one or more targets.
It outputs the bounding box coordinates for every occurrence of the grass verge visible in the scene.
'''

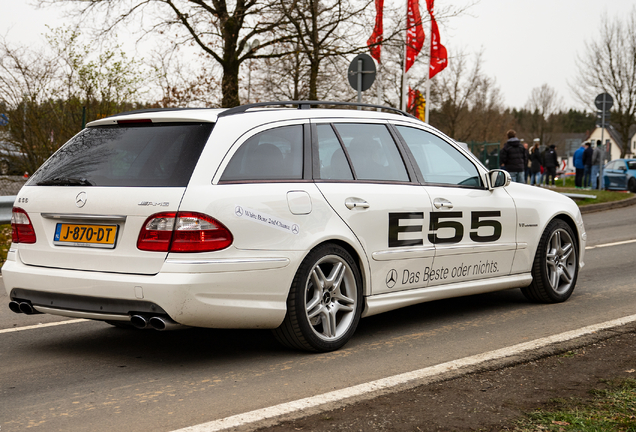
[555,187,634,206]
[0,224,10,266]
[514,378,636,431]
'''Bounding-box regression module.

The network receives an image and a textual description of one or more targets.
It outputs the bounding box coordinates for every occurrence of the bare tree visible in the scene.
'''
[0,38,60,172]
[428,49,505,142]
[275,0,372,101]
[571,8,636,157]
[40,0,295,107]
[149,47,221,107]
[0,32,145,173]
[523,83,563,145]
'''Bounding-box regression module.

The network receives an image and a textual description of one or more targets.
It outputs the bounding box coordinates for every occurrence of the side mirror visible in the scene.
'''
[489,169,511,189]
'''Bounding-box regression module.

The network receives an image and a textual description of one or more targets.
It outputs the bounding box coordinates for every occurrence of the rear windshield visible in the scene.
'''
[27,123,213,187]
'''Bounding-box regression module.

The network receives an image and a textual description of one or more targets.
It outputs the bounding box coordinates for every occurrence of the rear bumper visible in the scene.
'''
[2,250,300,329]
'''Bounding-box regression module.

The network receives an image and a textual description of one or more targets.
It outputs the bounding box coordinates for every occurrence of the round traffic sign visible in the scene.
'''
[0,113,8,127]
[347,54,376,92]
[594,93,614,111]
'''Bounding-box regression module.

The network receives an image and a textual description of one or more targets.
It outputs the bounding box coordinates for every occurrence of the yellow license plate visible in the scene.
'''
[54,223,118,248]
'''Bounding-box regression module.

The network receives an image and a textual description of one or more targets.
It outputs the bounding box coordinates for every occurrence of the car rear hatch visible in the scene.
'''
[15,120,214,275]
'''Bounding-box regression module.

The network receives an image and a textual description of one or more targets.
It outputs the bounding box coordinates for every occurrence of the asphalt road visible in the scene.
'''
[1,206,635,432]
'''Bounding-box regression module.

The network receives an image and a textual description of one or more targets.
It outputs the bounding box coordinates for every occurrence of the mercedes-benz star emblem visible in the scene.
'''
[235,206,244,217]
[292,224,299,235]
[75,191,87,208]
[386,269,398,289]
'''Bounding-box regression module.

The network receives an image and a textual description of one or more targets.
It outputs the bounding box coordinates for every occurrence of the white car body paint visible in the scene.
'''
[2,105,586,349]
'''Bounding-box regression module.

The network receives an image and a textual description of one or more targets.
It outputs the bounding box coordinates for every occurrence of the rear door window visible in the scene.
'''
[317,123,409,182]
[315,124,353,180]
[28,123,213,187]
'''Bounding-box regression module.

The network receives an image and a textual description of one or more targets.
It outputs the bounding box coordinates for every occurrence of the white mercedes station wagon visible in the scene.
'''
[4,102,586,352]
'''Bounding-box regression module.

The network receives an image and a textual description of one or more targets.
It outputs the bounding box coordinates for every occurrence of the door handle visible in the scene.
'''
[345,198,370,210]
[433,198,453,209]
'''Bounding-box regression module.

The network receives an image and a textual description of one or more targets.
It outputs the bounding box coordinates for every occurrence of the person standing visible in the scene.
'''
[582,142,593,189]
[573,143,586,189]
[500,130,527,183]
[591,140,604,189]
[543,144,558,187]
[522,141,531,183]
[529,141,543,186]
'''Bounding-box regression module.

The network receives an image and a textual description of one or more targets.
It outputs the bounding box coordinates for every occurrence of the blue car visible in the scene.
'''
[603,159,636,192]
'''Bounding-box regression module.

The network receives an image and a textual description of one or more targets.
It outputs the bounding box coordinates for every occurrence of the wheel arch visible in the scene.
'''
[302,238,370,301]
[553,213,579,250]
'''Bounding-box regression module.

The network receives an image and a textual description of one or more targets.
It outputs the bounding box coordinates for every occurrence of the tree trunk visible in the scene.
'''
[222,61,241,108]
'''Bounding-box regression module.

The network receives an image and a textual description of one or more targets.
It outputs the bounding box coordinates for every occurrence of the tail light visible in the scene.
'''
[11,207,37,244]
[137,212,233,253]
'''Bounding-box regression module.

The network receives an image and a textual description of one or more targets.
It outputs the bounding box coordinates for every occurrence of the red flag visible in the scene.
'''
[429,16,448,78]
[405,0,425,72]
[367,0,384,63]
[408,86,416,110]
[425,0,434,13]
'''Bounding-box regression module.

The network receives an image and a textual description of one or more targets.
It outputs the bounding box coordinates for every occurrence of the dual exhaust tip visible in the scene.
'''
[8,301,183,331]
[130,314,185,331]
[9,301,40,315]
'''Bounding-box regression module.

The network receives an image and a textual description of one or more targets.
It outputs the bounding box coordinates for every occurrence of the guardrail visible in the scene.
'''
[0,195,15,224]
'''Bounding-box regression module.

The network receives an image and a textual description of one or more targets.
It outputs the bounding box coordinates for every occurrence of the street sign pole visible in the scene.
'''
[347,54,377,109]
[357,59,362,104]
[595,92,614,189]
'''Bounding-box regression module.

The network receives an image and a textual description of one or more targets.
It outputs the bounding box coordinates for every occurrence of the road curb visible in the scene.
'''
[171,315,636,432]
[579,194,636,214]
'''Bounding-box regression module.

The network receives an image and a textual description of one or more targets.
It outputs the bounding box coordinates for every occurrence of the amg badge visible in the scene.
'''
[138,201,169,207]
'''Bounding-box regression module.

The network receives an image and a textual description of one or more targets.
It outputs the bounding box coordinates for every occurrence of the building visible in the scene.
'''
[586,125,635,161]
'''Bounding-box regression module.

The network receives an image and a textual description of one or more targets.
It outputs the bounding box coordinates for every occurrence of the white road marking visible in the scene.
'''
[586,238,636,250]
[0,319,88,334]
[172,314,636,432]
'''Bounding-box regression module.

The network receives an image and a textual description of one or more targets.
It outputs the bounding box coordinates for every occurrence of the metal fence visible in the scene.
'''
[468,142,501,170]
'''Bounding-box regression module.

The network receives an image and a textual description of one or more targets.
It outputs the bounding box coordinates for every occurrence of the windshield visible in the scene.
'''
[27,123,213,187]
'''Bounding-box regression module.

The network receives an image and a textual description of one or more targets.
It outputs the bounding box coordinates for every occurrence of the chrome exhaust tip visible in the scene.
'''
[19,302,37,314]
[9,301,22,314]
[130,315,149,329]
[148,316,188,331]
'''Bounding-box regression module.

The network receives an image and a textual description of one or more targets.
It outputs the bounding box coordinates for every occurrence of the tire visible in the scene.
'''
[628,178,636,193]
[273,243,363,352]
[521,219,578,303]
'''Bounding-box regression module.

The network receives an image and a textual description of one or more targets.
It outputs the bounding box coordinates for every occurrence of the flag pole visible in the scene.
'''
[425,9,432,123]
[401,0,408,112]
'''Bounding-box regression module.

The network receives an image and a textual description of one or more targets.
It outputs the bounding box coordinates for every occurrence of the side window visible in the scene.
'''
[331,123,409,182]
[316,124,353,180]
[396,126,482,187]
[221,125,303,181]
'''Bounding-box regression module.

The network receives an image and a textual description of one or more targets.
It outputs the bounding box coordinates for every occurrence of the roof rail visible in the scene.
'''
[216,101,415,119]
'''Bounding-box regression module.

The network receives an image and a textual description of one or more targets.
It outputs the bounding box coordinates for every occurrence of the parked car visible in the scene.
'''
[4,101,586,352]
[603,159,636,192]
[0,141,28,175]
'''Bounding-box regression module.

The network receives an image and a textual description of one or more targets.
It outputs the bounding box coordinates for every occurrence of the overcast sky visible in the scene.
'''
[1,0,635,110]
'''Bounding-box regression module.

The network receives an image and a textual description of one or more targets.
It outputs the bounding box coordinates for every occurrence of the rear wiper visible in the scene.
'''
[36,177,95,186]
